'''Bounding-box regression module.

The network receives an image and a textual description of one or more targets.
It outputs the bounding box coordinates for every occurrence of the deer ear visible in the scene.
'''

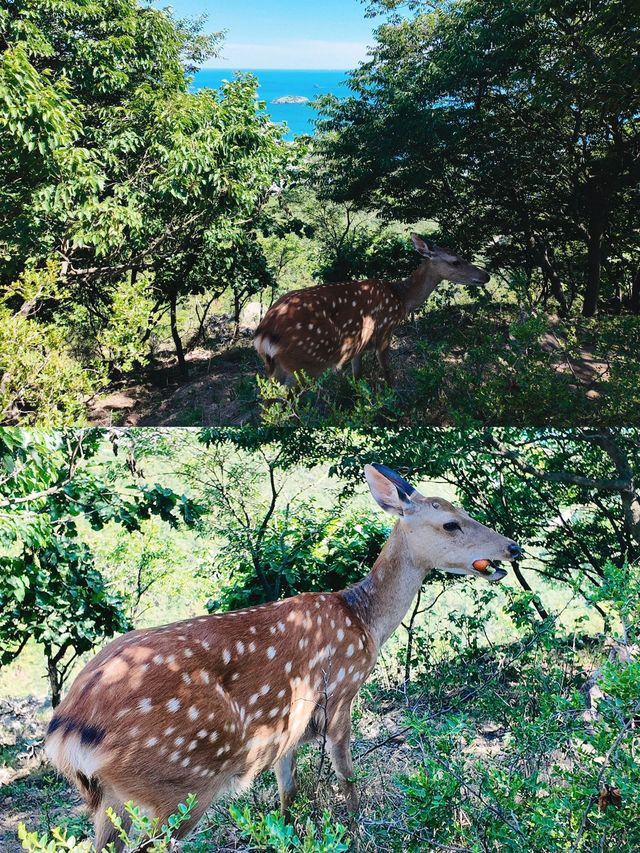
[411,233,436,258]
[364,464,416,517]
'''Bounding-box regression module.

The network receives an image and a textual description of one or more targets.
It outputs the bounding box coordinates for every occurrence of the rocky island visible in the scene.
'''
[271,95,309,105]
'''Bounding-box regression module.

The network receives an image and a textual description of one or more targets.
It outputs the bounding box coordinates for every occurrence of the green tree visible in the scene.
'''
[0,428,199,704]
[207,426,640,625]
[316,0,640,316]
[1,0,291,380]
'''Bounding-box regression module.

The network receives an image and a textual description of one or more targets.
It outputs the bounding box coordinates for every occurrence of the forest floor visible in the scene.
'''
[86,303,622,428]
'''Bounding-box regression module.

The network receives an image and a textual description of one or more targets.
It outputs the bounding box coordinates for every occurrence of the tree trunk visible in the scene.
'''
[169,287,187,376]
[582,223,604,317]
[631,265,640,315]
[533,236,568,317]
[46,652,62,708]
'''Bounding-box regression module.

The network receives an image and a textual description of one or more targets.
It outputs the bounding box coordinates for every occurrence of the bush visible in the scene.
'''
[231,805,350,853]
[0,265,97,425]
[18,795,197,853]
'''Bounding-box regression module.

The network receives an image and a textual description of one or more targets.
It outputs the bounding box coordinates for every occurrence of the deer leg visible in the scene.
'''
[275,750,298,816]
[326,721,359,814]
[351,353,363,380]
[93,788,131,853]
[375,345,394,385]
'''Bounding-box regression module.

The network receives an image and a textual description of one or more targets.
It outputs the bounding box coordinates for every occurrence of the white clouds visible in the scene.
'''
[204,39,370,70]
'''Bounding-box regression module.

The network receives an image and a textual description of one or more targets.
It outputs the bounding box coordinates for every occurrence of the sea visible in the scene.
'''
[192,69,352,139]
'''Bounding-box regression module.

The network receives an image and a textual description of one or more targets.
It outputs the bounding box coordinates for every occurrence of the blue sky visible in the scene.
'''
[161,0,378,68]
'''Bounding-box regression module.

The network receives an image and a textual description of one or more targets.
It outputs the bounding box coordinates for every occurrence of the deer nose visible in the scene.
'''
[507,543,522,560]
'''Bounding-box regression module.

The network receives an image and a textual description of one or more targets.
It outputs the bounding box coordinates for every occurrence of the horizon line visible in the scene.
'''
[199,67,353,71]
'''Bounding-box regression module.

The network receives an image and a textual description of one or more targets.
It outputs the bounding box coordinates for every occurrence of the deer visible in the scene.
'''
[45,463,521,852]
[253,233,491,385]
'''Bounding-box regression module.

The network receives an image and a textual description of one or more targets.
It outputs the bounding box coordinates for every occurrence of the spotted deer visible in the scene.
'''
[254,234,491,385]
[46,464,521,852]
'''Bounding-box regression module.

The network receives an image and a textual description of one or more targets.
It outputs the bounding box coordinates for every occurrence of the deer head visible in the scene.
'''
[365,464,520,582]
[411,233,490,286]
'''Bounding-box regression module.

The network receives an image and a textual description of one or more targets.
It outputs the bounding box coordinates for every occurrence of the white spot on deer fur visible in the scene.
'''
[308,323,314,330]
[248,641,256,653]
[169,751,180,762]
[184,648,193,657]
[249,626,257,634]
[236,641,245,655]
[181,756,190,767]
[285,661,292,674]
[209,732,218,743]
[188,740,198,752]
[115,708,129,719]
[346,644,354,657]
[178,635,186,640]
[182,672,192,684]
[249,693,259,706]
[216,746,225,757]
[278,621,285,632]
[270,626,276,635]
[337,628,345,641]
[267,646,276,659]
[201,640,210,650]
[138,698,152,713]
[153,654,164,665]
[200,670,210,684]
[277,689,286,698]
[167,698,181,713]
[345,617,352,626]
[164,726,176,736]
[145,737,158,747]
[188,706,199,721]
[222,649,231,664]
[268,707,280,718]
[260,684,270,695]
[197,729,208,739]
[175,736,185,746]
[337,667,346,682]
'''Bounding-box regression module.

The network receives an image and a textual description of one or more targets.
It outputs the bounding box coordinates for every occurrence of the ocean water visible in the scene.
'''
[192,69,352,139]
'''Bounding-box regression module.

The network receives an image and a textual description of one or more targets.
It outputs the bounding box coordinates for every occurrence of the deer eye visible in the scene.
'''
[443,521,462,532]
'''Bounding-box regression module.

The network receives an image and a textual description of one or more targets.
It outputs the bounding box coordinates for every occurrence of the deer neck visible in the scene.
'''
[340,522,430,648]
[392,261,442,313]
